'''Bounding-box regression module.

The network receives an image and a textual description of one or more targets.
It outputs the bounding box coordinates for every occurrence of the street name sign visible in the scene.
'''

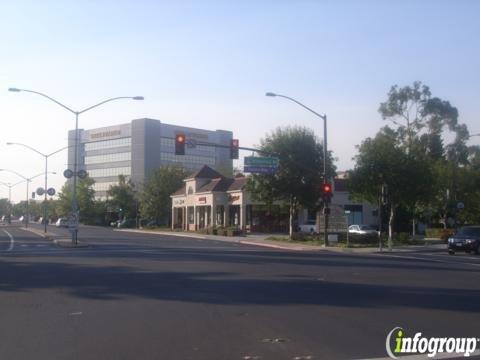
[244,156,279,174]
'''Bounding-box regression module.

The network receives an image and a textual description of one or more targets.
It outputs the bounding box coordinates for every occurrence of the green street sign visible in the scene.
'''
[244,156,279,167]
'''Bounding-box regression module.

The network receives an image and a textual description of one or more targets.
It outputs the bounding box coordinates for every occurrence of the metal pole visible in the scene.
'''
[72,112,79,245]
[323,115,329,247]
[26,180,29,228]
[44,155,48,233]
[378,185,383,252]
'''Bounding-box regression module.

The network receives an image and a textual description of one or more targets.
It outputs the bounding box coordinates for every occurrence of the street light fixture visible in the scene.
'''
[7,142,69,232]
[0,169,55,227]
[266,92,330,246]
[8,87,144,244]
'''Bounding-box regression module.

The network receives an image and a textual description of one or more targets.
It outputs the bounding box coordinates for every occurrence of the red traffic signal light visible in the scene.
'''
[175,134,186,155]
[322,183,332,194]
[230,139,239,159]
[321,182,332,203]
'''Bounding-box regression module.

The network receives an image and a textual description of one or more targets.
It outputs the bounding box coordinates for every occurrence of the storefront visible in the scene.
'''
[171,165,289,232]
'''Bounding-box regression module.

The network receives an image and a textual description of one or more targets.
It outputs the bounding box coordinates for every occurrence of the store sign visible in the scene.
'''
[198,197,207,204]
[90,129,121,139]
[228,195,240,202]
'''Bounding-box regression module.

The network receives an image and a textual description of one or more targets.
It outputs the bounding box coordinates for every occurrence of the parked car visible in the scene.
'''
[38,217,49,225]
[448,226,480,255]
[298,220,317,234]
[55,218,68,228]
[348,225,379,237]
[117,219,136,228]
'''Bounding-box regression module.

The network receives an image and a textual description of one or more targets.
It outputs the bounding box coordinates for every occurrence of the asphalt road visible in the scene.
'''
[1,223,479,360]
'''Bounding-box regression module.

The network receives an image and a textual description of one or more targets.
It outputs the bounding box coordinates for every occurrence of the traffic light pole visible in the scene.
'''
[323,114,329,247]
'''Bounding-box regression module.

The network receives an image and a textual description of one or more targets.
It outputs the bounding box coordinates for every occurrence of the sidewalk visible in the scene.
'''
[22,227,89,248]
[116,228,446,254]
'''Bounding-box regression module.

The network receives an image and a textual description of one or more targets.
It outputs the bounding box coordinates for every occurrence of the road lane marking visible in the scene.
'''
[374,253,480,268]
[3,230,14,251]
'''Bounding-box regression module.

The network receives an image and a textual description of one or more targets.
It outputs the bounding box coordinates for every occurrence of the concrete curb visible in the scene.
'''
[114,229,208,240]
[20,227,89,248]
[21,227,55,241]
[53,239,90,248]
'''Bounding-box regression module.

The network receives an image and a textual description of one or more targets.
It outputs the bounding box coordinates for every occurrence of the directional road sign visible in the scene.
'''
[244,156,279,174]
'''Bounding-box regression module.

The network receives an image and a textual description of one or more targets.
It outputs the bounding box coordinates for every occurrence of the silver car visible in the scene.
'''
[348,225,378,236]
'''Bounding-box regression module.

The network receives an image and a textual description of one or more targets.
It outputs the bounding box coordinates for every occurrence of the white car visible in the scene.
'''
[298,220,317,234]
[55,218,68,228]
[348,224,378,236]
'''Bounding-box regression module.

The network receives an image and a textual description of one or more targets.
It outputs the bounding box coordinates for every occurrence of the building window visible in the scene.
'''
[92,181,123,192]
[187,206,195,224]
[84,137,131,151]
[85,152,131,165]
[87,167,131,178]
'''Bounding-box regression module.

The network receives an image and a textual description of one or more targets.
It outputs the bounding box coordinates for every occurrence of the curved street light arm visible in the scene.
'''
[47,145,70,158]
[7,142,71,158]
[7,142,46,157]
[9,88,76,114]
[270,93,326,120]
[28,171,56,181]
[78,96,143,114]
[0,168,28,181]
[0,179,25,188]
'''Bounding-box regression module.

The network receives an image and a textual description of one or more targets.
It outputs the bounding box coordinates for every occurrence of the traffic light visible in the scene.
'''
[321,182,332,202]
[175,134,186,155]
[230,139,239,159]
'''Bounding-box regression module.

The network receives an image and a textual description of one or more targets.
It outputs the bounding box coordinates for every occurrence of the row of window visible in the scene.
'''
[160,138,216,157]
[92,181,119,192]
[160,152,215,166]
[87,167,131,178]
[84,137,131,151]
[85,152,131,164]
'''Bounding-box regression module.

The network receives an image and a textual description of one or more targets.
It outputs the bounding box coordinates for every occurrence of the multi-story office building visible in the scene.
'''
[67,118,233,199]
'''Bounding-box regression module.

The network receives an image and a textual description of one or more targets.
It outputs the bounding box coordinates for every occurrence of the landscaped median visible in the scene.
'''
[116,227,445,253]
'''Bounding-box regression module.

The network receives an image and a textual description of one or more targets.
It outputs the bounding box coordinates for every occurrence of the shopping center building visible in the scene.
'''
[171,165,289,232]
[68,118,233,199]
[171,166,378,234]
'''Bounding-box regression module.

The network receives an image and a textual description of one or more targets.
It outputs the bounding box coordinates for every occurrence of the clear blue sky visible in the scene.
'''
[1,0,479,202]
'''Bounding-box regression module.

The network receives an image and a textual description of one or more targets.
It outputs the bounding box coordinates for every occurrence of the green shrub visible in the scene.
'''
[425,228,454,240]
[393,232,410,244]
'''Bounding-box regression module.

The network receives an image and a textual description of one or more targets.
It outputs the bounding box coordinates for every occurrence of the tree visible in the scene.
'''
[107,175,137,221]
[246,126,335,239]
[348,127,433,247]
[140,165,190,224]
[0,198,10,217]
[56,176,96,223]
[378,81,459,156]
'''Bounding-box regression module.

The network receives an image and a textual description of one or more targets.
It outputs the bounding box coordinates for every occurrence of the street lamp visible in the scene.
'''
[7,142,69,232]
[0,169,55,228]
[0,180,25,219]
[266,92,330,246]
[9,87,144,244]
